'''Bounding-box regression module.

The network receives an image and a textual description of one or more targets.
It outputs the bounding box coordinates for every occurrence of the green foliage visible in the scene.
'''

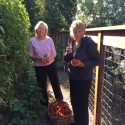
[76,0,125,27]
[9,68,46,125]
[55,42,63,61]
[44,0,77,34]
[106,0,125,26]
[23,0,43,32]
[0,0,46,123]
[76,0,107,27]
[0,0,31,108]
[24,0,77,34]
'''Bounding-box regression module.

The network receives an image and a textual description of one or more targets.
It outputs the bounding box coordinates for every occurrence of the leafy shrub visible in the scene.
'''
[55,42,63,62]
[0,0,31,107]
[9,68,46,125]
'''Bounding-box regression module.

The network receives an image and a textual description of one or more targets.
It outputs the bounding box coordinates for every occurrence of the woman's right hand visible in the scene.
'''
[42,57,49,64]
[66,45,72,54]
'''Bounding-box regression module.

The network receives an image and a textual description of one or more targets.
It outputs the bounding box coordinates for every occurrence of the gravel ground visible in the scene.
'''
[40,68,93,125]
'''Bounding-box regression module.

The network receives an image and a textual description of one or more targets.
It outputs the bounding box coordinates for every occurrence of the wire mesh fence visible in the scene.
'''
[88,46,125,125]
[100,46,125,125]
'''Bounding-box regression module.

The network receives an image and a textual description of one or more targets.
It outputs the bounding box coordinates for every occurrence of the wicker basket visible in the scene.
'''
[48,100,72,125]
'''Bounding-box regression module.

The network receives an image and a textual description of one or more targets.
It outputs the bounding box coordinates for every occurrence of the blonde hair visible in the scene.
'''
[34,21,48,38]
[70,20,86,38]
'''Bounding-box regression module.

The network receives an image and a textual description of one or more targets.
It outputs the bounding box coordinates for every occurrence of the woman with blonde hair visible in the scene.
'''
[28,21,63,107]
[64,20,101,125]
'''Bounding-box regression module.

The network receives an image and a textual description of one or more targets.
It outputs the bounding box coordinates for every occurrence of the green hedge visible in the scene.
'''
[0,0,31,109]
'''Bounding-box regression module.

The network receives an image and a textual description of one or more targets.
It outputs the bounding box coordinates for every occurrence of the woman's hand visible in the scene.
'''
[31,56,49,64]
[42,57,49,64]
[71,59,84,67]
[66,45,72,55]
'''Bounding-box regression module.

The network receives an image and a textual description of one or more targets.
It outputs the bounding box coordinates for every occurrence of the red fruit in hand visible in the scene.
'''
[44,58,49,63]
[71,59,79,65]
[46,59,49,63]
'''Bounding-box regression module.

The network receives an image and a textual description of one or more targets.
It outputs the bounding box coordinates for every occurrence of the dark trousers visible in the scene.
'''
[35,62,63,106]
[70,79,92,125]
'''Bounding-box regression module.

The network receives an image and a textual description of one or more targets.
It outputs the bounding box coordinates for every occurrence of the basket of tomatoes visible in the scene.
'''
[48,100,72,125]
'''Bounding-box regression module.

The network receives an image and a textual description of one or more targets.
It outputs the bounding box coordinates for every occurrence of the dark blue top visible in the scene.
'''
[64,36,101,80]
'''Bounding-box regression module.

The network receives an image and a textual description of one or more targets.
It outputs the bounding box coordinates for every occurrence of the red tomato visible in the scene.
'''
[71,59,79,65]
[49,101,71,118]
[46,59,49,63]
